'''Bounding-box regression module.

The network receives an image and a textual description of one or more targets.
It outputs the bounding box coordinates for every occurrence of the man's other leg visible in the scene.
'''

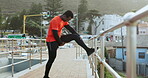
[44,42,59,78]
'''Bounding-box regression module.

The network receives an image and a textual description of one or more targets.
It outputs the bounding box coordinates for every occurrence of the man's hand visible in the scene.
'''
[59,42,65,46]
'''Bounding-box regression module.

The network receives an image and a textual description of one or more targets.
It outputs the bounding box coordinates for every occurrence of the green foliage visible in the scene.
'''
[28,3,43,24]
[2,17,11,32]
[105,68,114,78]
[45,0,63,18]
[86,10,100,19]
[9,15,22,31]
[0,7,3,37]
[78,0,88,17]
[26,20,45,37]
[78,0,88,31]
[29,3,43,15]
[118,72,126,78]
[18,9,27,33]
[86,10,101,34]
[105,47,109,59]
[0,2,45,37]
[0,8,2,25]
[87,23,92,34]
[0,9,11,37]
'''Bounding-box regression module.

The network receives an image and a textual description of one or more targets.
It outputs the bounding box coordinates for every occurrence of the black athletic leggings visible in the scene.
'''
[44,34,89,78]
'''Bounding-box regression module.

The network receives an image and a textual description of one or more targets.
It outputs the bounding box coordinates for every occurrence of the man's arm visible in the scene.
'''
[52,30,64,46]
[64,25,79,36]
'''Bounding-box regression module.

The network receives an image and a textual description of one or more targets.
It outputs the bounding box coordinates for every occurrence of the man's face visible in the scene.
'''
[63,15,72,22]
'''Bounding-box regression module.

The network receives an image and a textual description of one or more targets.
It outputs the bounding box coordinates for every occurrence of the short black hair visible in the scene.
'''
[63,10,73,18]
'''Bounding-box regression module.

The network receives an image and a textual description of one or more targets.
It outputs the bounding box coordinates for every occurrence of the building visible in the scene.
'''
[96,14,126,42]
[138,22,148,35]
[106,35,148,64]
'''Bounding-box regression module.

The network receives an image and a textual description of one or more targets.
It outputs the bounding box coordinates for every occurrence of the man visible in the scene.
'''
[43,10,94,78]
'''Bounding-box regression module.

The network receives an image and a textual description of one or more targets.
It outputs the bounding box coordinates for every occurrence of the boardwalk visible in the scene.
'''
[18,48,88,78]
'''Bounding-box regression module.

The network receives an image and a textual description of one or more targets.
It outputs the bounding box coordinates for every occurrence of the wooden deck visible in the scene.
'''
[19,48,88,78]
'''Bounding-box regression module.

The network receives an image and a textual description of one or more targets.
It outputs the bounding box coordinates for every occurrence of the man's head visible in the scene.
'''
[61,10,73,22]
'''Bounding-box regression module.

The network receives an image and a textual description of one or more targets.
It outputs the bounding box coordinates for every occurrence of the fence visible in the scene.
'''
[76,5,148,78]
[0,38,46,77]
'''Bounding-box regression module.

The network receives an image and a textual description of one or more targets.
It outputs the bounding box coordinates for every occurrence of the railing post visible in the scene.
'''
[126,22,137,78]
[92,39,95,76]
[11,39,14,77]
[29,39,32,69]
[40,40,42,64]
[100,36,105,78]
[94,38,98,78]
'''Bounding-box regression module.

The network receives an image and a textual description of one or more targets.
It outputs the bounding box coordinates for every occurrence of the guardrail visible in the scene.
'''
[0,38,46,77]
[76,5,148,78]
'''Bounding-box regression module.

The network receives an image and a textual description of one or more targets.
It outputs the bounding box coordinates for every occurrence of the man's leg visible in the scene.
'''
[60,34,94,56]
[44,42,59,78]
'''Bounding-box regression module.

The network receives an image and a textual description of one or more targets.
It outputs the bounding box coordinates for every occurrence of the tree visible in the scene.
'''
[45,0,63,19]
[28,3,43,24]
[0,7,3,37]
[86,10,102,34]
[26,20,45,37]
[2,17,11,34]
[9,15,22,33]
[78,0,88,32]
[19,9,27,33]
[0,8,2,26]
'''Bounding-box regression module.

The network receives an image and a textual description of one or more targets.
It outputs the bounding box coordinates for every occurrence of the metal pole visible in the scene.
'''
[41,16,42,39]
[6,40,8,53]
[92,39,94,76]
[29,39,32,69]
[11,39,14,77]
[23,14,47,34]
[100,36,105,78]
[121,27,124,60]
[40,40,42,64]
[94,38,98,78]
[126,23,137,78]
[40,15,43,64]
[23,15,26,34]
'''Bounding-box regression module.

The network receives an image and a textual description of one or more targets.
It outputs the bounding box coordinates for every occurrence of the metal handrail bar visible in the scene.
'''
[0,38,46,41]
[87,5,148,78]
[0,50,32,55]
[0,63,12,69]
[95,54,122,78]
[95,70,99,78]
[89,5,148,40]
[0,59,29,70]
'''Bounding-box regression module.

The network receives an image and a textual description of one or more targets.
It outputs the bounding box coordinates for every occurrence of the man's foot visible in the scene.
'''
[86,48,95,56]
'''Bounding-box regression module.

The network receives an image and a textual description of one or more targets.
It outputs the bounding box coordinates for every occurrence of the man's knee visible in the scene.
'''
[72,34,81,40]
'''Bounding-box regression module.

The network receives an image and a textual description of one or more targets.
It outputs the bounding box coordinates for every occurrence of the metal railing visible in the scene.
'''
[76,5,148,78]
[0,38,46,77]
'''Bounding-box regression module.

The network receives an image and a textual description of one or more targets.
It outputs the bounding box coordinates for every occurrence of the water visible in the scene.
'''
[0,58,45,78]
[0,57,9,73]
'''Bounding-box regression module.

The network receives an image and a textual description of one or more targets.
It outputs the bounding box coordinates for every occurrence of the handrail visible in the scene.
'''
[86,5,148,78]
[0,38,46,77]
[95,54,122,78]
[0,38,46,40]
[90,5,148,40]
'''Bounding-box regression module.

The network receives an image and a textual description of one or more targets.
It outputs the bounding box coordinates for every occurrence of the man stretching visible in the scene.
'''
[44,10,94,78]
